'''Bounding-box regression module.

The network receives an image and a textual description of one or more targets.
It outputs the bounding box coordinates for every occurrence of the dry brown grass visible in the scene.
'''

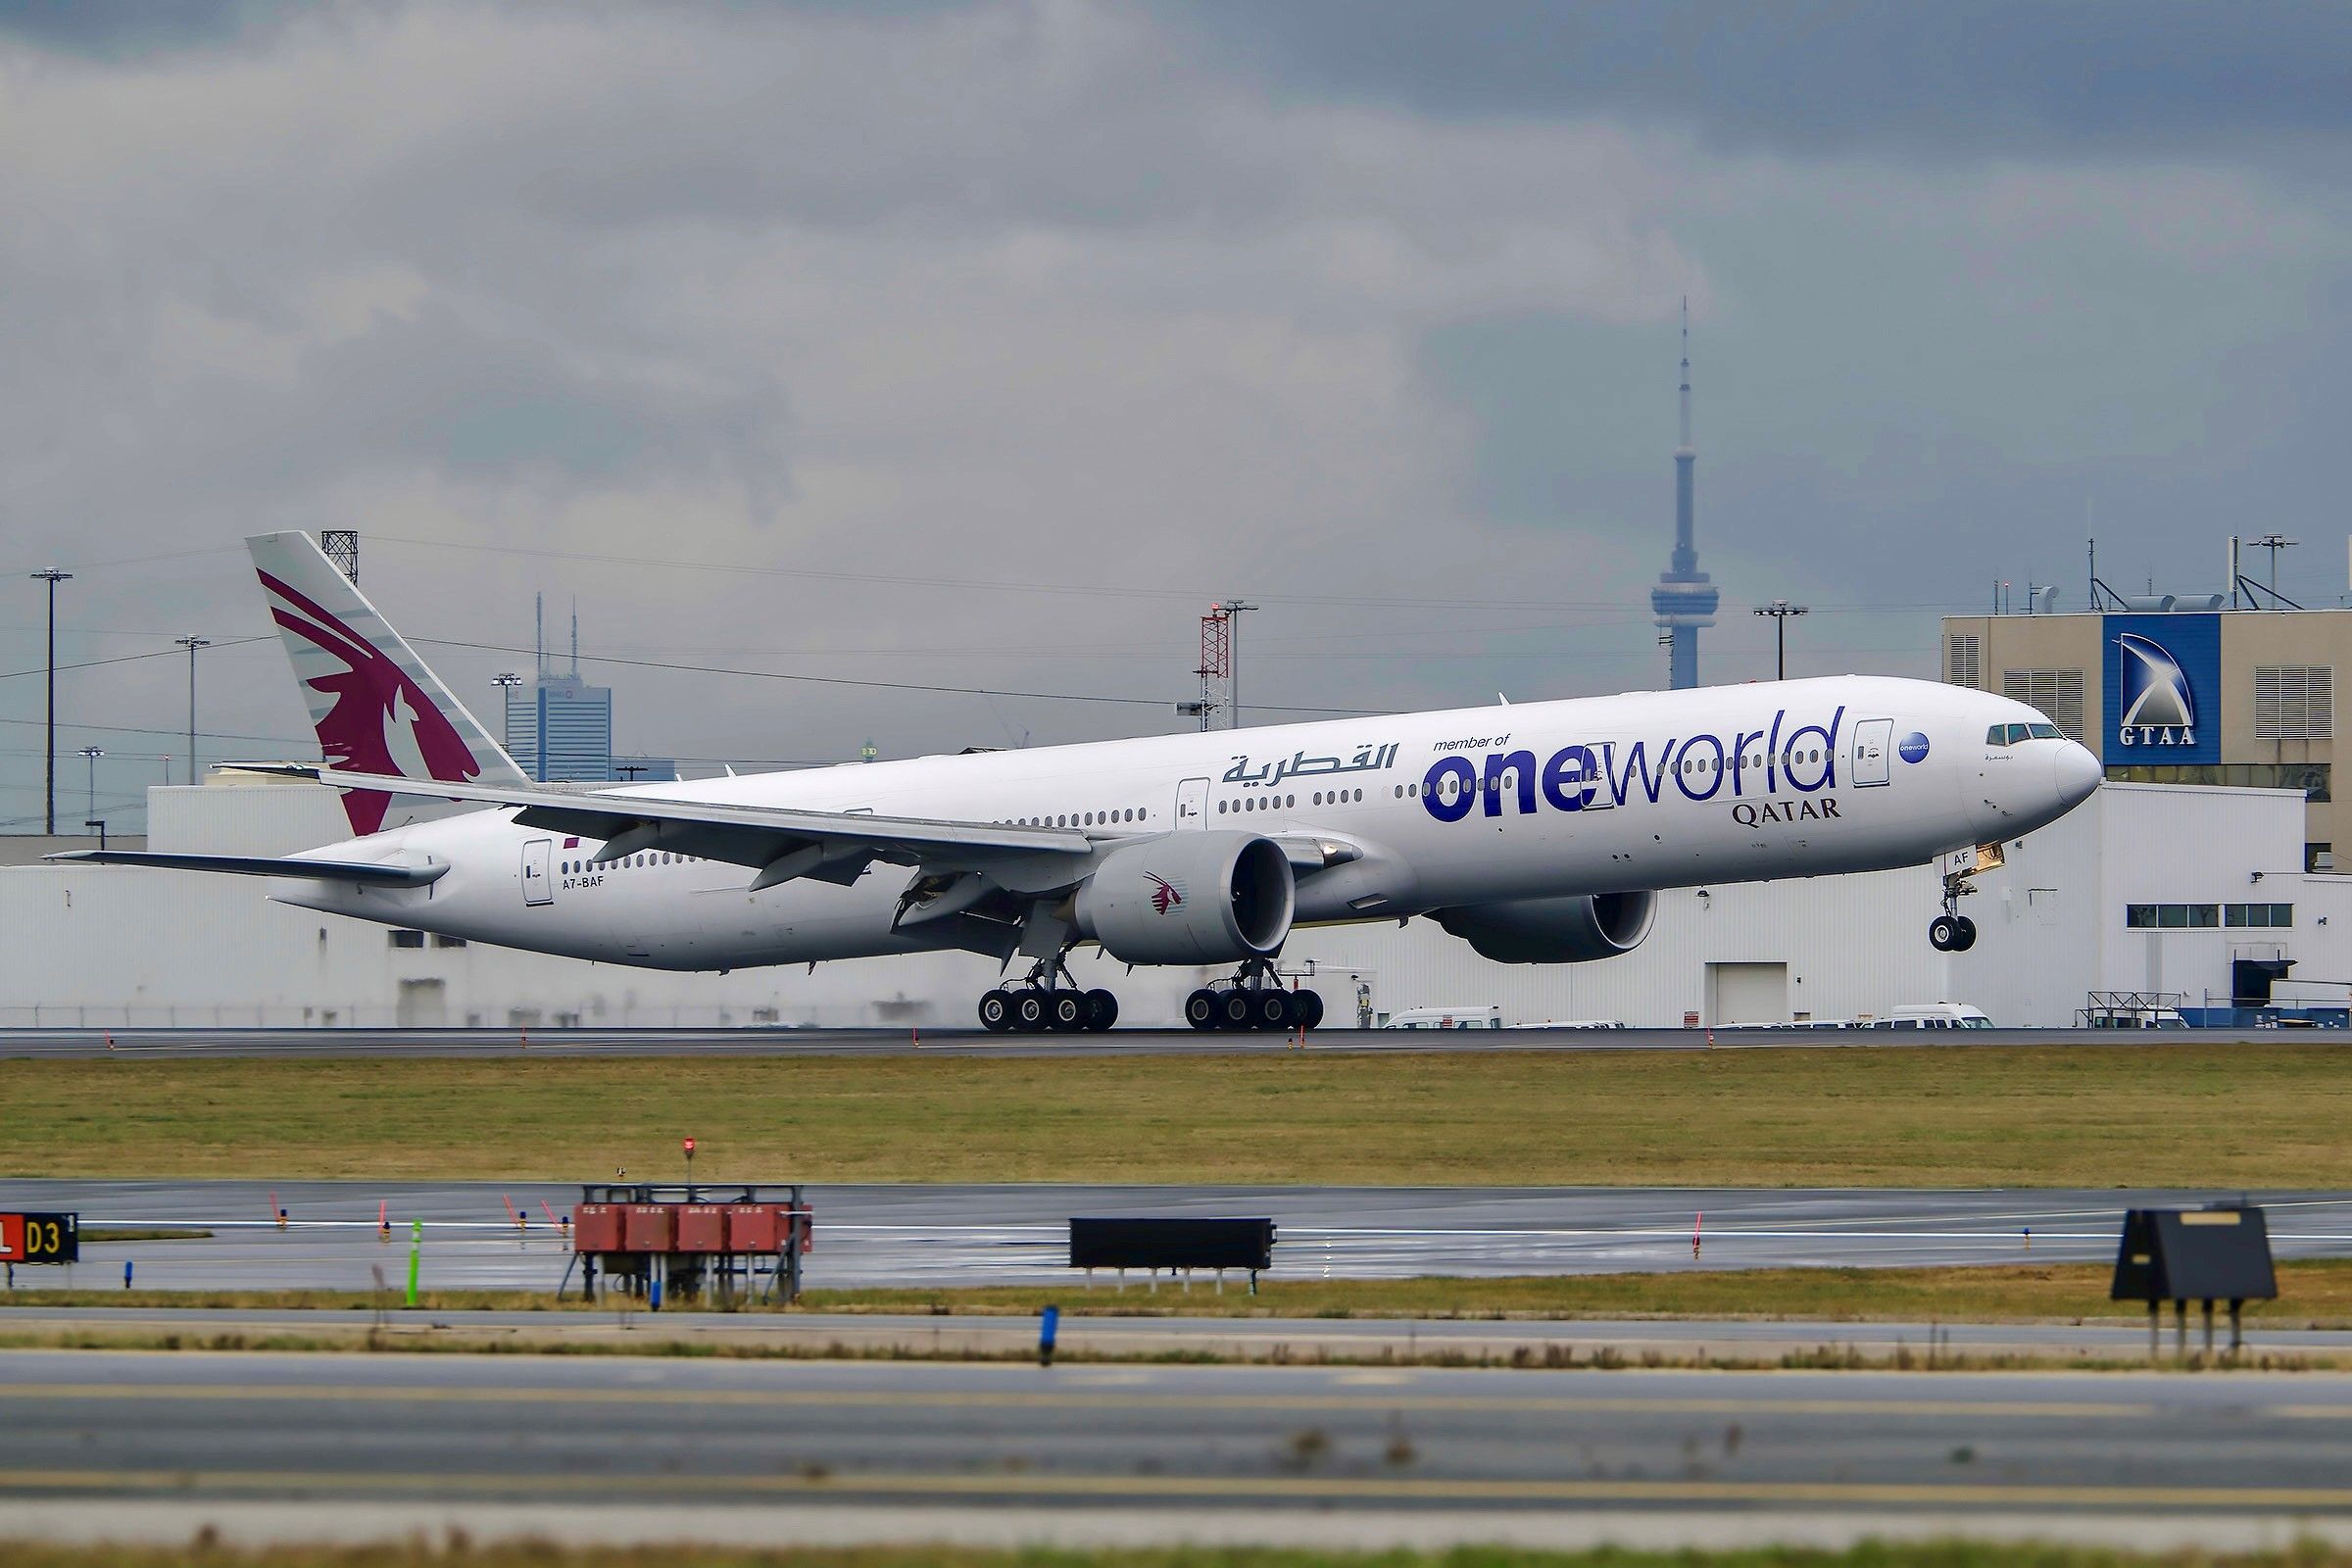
[8,1259,2352,1327]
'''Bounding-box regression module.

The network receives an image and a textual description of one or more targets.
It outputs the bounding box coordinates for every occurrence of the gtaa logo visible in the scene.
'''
[1148,873,1184,915]
[2117,633,2195,747]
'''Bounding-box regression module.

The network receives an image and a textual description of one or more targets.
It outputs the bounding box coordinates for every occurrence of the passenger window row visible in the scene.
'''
[564,853,705,874]
[1001,808,1148,828]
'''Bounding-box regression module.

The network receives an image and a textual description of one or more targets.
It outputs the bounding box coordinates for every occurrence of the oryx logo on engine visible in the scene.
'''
[1148,874,1184,915]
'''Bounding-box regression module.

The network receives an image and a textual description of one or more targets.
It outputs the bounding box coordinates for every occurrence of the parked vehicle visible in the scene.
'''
[1865,1003,1994,1030]
[1380,1005,1503,1030]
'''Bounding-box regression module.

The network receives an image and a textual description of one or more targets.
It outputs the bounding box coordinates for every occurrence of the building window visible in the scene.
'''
[388,929,426,949]
[2129,904,2221,929]
[2103,762,2330,802]
[1944,633,1982,689]
[2224,904,2294,928]
[2255,665,2333,740]
[2000,669,2084,742]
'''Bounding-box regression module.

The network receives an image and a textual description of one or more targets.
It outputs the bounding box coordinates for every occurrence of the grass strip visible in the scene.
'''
[4,1044,2349,1186]
[7,1540,2352,1567]
[9,1260,2352,1326]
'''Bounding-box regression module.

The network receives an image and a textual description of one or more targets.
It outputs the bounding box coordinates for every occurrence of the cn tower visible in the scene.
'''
[1648,299,1717,689]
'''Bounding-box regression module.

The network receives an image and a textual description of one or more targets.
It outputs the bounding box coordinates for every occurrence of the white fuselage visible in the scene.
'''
[271,674,2100,971]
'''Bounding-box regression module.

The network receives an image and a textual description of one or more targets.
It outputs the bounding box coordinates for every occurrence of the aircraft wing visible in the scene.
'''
[45,850,450,887]
[251,766,1091,889]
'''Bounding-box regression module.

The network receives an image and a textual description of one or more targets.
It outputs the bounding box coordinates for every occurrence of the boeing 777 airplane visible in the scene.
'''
[58,533,2103,1031]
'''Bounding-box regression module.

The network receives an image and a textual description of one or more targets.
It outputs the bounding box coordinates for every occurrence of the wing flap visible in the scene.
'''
[46,850,448,887]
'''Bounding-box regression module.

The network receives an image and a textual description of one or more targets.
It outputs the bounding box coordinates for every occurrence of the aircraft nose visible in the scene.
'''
[2052,740,2102,808]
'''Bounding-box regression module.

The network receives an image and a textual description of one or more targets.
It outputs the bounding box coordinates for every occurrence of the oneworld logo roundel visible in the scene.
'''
[1897,732,1930,764]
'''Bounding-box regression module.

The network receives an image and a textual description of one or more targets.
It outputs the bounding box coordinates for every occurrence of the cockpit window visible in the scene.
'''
[2005,723,2034,744]
[2028,723,2064,740]
[1985,725,2008,746]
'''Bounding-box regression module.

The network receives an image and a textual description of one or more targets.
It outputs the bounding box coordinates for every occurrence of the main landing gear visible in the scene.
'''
[1928,860,1980,954]
[977,956,1119,1034]
[1184,957,1326,1033]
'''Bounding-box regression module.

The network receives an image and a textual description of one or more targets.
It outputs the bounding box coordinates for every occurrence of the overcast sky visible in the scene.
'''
[4,0,2348,829]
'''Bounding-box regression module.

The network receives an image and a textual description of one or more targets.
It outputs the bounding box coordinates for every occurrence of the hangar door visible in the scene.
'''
[397,978,449,1028]
[1707,961,1789,1026]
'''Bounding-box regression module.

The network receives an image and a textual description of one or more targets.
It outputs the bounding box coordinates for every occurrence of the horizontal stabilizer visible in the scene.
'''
[45,850,448,887]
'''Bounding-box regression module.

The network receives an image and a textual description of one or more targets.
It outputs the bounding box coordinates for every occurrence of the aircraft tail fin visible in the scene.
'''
[246,531,528,835]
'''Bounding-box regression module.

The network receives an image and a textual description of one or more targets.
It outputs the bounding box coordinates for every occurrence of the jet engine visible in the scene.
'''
[1432,891,1655,964]
[1074,832,1295,965]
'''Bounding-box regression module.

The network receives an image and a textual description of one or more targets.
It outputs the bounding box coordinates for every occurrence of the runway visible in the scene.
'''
[2,1348,2350,1549]
[0,1024,2311,1058]
[9,1178,2352,1291]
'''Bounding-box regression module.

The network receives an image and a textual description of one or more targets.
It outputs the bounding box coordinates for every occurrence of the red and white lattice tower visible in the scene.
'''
[1195,606,1232,732]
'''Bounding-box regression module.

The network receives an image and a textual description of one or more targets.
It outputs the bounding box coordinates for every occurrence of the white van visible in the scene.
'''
[1380,1005,1503,1030]
[1869,1003,1994,1030]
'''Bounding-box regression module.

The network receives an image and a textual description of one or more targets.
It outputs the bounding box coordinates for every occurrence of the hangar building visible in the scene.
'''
[1941,605,2342,872]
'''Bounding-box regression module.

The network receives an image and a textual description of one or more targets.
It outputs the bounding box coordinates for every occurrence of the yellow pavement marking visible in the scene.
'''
[3,1466,2352,1511]
[0,1380,2162,1418]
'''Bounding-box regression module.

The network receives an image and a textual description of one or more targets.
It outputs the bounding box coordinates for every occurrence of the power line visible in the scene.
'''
[374,535,1986,616]
[0,636,269,684]
[0,714,310,745]
[412,637,1383,716]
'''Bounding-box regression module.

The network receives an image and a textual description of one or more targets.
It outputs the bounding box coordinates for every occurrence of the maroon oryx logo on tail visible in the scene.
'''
[1148,873,1184,915]
[259,569,485,834]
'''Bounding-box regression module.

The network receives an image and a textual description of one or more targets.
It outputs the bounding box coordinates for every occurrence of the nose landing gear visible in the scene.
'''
[1928,857,1983,953]
[977,955,1118,1033]
[1184,956,1326,1032]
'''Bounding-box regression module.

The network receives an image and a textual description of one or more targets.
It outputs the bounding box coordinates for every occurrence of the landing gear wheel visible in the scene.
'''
[1218,990,1256,1031]
[1185,989,1220,1031]
[1013,990,1049,1032]
[1295,990,1325,1030]
[1951,915,1978,953]
[977,989,1013,1032]
[1929,914,1960,953]
[1083,989,1119,1031]
[1254,991,1295,1031]
[1045,991,1088,1032]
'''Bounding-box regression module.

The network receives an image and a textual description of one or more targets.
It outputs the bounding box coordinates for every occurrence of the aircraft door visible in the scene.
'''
[1174,776,1209,830]
[521,838,553,906]
[1852,718,1893,787]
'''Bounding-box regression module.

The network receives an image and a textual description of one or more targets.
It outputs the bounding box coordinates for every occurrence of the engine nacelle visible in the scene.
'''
[1074,832,1295,965]
[1432,891,1655,964]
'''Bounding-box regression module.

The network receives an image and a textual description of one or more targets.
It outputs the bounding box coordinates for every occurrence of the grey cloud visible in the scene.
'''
[0,0,347,59]
[1163,0,2352,164]
[5,0,2352,833]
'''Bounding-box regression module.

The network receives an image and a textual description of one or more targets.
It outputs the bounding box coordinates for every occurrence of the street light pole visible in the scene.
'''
[1753,600,1810,681]
[175,637,211,787]
[29,569,73,833]
[493,672,524,776]
[1217,600,1257,730]
[79,746,102,826]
